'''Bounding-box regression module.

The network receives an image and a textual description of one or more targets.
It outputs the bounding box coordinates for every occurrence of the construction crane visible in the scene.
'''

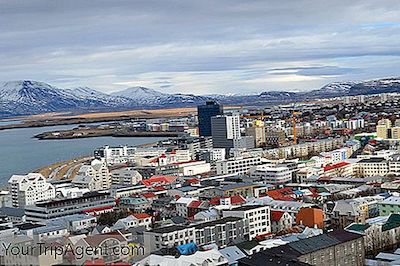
[292,111,302,144]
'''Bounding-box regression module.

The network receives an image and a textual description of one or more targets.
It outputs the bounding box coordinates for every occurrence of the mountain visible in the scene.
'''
[111,86,212,107]
[0,80,131,116]
[1,77,400,117]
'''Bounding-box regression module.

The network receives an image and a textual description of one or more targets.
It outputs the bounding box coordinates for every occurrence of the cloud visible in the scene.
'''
[0,0,399,94]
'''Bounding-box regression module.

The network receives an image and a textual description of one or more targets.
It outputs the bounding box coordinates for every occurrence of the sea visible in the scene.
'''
[0,122,163,186]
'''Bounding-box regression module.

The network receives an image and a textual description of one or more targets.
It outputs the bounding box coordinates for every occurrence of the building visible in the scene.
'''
[193,217,249,248]
[379,195,400,216]
[296,207,324,229]
[355,158,389,177]
[239,230,365,266]
[8,173,55,208]
[211,113,241,150]
[216,156,262,175]
[94,145,137,165]
[251,165,292,185]
[246,125,266,147]
[144,225,196,252]
[25,191,115,222]
[197,148,226,162]
[223,205,271,240]
[72,159,111,191]
[111,167,143,186]
[197,101,223,137]
[271,211,293,233]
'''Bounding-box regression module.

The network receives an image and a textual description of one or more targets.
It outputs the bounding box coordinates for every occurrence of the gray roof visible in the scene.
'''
[0,207,25,217]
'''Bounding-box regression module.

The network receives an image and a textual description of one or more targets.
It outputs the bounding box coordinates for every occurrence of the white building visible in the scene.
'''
[111,167,143,186]
[8,173,55,208]
[144,225,196,252]
[251,165,292,185]
[223,205,271,240]
[72,159,111,191]
[216,156,262,175]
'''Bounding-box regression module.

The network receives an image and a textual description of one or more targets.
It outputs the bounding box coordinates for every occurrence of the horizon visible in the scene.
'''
[1,75,400,96]
[1,1,400,94]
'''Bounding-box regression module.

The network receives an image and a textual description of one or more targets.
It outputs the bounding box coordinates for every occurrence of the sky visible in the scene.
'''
[0,0,400,95]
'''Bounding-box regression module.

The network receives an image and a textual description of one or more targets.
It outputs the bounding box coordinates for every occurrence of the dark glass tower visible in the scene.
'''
[197,101,223,137]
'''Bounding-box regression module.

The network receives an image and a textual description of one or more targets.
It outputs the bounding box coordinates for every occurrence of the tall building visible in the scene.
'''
[8,173,56,208]
[72,159,111,191]
[197,101,223,137]
[211,113,241,150]
[246,123,266,147]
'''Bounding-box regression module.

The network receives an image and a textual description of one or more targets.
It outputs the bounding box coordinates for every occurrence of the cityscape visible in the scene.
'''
[1,1,400,266]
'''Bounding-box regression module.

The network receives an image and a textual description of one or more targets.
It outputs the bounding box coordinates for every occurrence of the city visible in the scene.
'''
[1,94,400,265]
[1,1,400,266]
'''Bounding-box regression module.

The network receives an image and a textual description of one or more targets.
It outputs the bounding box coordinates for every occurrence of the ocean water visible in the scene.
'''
[0,124,163,185]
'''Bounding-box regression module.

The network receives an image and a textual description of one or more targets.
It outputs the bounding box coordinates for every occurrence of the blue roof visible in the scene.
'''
[176,242,198,255]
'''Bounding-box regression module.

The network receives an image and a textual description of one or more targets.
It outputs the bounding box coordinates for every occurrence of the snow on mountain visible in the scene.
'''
[64,86,131,107]
[111,86,212,106]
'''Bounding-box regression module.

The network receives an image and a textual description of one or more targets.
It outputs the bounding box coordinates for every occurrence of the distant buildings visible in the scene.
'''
[216,156,262,175]
[72,159,111,191]
[211,113,241,150]
[197,100,223,137]
[8,173,55,208]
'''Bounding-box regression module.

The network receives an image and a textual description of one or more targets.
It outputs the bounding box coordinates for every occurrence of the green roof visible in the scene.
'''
[236,240,260,251]
[346,223,370,232]
[382,214,400,231]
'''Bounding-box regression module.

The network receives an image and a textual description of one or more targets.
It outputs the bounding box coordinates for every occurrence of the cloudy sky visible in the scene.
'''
[1,0,400,94]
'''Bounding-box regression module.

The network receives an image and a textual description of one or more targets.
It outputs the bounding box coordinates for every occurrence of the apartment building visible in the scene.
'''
[355,158,389,177]
[111,167,143,186]
[251,165,292,185]
[223,205,271,240]
[72,159,111,191]
[25,191,115,222]
[193,217,249,248]
[216,156,262,175]
[8,173,55,208]
[144,225,196,252]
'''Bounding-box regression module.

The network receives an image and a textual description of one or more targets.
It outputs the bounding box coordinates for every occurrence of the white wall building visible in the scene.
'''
[216,156,262,175]
[251,165,292,185]
[72,159,111,191]
[223,205,271,240]
[8,173,56,208]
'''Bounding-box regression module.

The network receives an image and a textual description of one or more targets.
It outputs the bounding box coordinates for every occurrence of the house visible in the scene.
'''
[113,213,152,231]
[271,210,293,234]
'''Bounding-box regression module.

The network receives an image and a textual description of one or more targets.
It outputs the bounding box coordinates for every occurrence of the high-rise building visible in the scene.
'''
[197,101,223,137]
[246,124,266,147]
[211,113,241,150]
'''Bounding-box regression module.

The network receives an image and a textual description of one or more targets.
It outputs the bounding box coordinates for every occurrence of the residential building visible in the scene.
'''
[198,100,223,137]
[251,165,292,185]
[271,210,293,233]
[246,125,266,147]
[144,225,196,252]
[8,173,55,208]
[111,167,143,186]
[193,217,249,248]
[216,156,262,175]
[296,207,324,229]
[239,230,365,266]
[223,205,271,240]
[72,159,111,191]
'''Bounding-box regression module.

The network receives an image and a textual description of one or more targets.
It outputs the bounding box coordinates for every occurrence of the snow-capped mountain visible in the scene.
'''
[1,77,400,117]
[111,86,212,106]
[0,80,131,116]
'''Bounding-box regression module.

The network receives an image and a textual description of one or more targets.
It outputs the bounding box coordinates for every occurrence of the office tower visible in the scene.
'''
[197,101,223,137]
[211,113,241,150]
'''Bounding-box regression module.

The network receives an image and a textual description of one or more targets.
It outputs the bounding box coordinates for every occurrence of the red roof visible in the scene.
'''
[132,213,151,219]
[267,188,294,200]
[142,175,178,187]
[186,178,200,184]
[323,162,350,172]
[209,197,221,205]
[82,205,114,213]
[228,195,245,205]
[142,192,157,198]
[188,200,202,208]
[153,186,166,191]
[271,211,285,221]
